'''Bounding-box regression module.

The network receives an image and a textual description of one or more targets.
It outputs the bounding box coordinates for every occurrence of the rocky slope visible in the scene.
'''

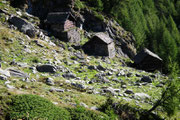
[0,0,175,120]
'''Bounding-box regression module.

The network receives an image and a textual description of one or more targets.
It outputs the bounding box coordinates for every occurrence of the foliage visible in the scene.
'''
[99,97,118,120]
[148,61,180,117]
[84,0,180,73]
[87,0,103,12]
[67,104,110,120]
[74,0,85,11]
[7,94,71,120]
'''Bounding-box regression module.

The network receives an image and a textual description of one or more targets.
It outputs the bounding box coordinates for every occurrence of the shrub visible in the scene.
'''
[7,94,70,120]
[67,105,110,120]
[74,0,85,10]
[31,56,40,63]
[99,97,118,120]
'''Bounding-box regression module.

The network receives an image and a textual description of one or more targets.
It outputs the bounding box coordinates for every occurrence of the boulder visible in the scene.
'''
[141,76,152,83]
[9,16,36,38]
[0,68,11,77]
[36,65,56,73]
[132,48,163,72]
[71,83,86,89]
[62,73,76,79]
[124,89,134,94]
[0,75,7,80]
[50,87,65,92]
[134,93,151,100]
[7,69,29,78]
[46,78,55,86]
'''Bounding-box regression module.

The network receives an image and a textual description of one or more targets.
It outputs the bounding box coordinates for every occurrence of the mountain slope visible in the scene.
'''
[0,0,179,119]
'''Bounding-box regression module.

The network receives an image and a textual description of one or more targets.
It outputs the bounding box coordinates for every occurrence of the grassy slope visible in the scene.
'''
[0,1,179,119]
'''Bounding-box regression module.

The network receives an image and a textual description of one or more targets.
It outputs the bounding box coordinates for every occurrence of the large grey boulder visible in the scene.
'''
[7,68,29,78]
[0,68,11,77]
[9,16,36,38]
[36,65,56,73]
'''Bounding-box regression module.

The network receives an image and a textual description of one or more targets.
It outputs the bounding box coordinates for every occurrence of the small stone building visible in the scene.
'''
[83,33,116,58]
[133,48,163,72]
[46,12,81,44]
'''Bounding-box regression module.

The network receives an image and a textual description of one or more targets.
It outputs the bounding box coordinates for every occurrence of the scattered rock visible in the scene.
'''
[4,81,11,85]
[71,83,86,89]
[97,65,106,71]
[112,78,120,83]
[90,106,98,110]
[34,40,45,47]
[50,87,65,92]
[88,79,97,84]
[88,65,97,70]
[127,73,133,77]
[124,90,134,94]
[6,84,15,89]
[63,73,76,79]
[121,85,127,89]
[134,93,151,100]
[117,70,126,76]
[36,65,56,73]
[0,68,11,77]
[0,75,7,80]
[8,68,29,78]
[156,84,164,87]
[46,78,55,86]
[80,102,88,108]
[141,76,152,83]
[101,77,110,83]
[102,87,117,96]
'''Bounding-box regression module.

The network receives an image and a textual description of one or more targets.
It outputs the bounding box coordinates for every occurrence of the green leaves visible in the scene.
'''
[8,94,70,120]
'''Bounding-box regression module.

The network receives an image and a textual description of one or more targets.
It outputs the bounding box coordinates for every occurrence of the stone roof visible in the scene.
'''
[134,48,162,64]
[46,12,75,24]
[93,32,113,44]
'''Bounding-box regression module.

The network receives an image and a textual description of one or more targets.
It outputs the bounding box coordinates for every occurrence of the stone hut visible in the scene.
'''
[46,12,81,44]
[83,33,116,58]
[133,48,163,72]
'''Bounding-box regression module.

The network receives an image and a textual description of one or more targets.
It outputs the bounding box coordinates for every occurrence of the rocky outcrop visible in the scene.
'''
[9,16,36,38]
[7,68,29,78]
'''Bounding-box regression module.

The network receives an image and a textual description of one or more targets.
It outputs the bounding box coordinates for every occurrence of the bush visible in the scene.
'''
[87,0,104,12]
[99,97,118,120]
[67,105,110,120]
[74,0,85,10]
[7,94,70,120]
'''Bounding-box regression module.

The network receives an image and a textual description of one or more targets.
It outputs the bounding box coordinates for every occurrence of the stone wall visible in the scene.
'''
[108,42,116,58]
[67,29,81,44]
[64,20,75,31]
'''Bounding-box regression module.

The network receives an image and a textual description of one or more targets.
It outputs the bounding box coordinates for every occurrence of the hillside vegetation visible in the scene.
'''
[84,0,180,73]
[0,0,179,120]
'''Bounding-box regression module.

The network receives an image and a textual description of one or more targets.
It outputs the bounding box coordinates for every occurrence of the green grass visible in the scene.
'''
[7,94,71,120]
